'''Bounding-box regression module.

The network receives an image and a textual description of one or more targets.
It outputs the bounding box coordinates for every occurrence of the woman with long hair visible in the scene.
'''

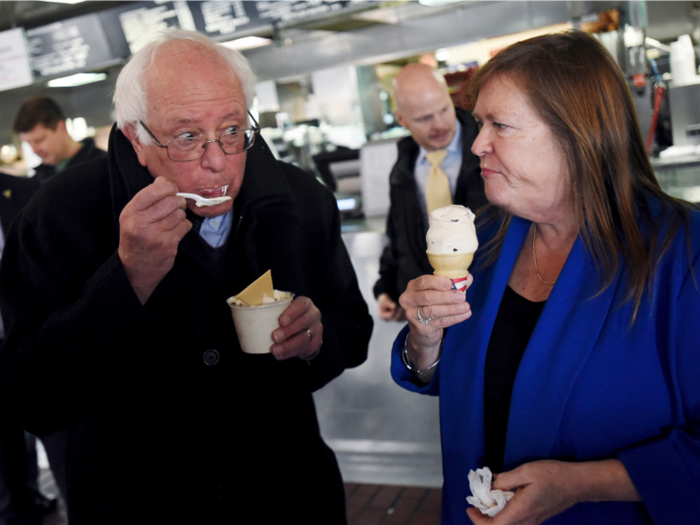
[393,30,700,524]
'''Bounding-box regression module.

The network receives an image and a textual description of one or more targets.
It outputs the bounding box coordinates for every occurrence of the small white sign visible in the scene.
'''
[0,28,33,92]
[360,138,399,218]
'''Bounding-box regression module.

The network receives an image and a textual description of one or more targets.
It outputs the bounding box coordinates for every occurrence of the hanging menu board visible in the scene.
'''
[99,0,267,51]
[253,1,350,24]
[0,28,33,91]
[26,14,114,79]
[115,1,198,55]
[197,1,251,37]
[99,1,352,54]
[0,0,356,92]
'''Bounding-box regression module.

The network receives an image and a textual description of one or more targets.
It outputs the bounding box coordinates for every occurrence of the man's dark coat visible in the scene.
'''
[0,127,372,524]
[0,172,39,234]
[0,172,40,525]
[32,137,106,185]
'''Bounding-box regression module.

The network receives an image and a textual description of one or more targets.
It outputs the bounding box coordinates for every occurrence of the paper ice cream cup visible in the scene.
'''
[227,292,294,354]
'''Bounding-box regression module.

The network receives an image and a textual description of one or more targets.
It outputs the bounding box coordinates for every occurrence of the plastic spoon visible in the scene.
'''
[176,193,232,207]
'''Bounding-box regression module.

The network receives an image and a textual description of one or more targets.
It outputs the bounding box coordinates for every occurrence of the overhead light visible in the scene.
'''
[48,72,107,88]
[222,36,272,51]
[435,48,450,62]
[35,0,86,4]
[337,197,357,211]
[418,0,464,6]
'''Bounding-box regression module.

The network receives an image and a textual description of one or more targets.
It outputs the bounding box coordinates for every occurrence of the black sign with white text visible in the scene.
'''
[26,14,113,79]
[99,1,352,54]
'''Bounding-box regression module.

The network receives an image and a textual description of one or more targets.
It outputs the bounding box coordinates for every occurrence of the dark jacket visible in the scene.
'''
[0,172,39,235]
[0,126,372,524]
[33,137,106,185]
[373,107,488,301]
[0,172,40,525]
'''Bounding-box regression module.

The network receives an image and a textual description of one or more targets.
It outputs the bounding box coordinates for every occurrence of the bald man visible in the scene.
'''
[373,63,487,320]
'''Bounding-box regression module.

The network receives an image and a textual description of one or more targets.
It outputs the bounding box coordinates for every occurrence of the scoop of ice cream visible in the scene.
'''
[228,290,293,307]
[426,205,478,254]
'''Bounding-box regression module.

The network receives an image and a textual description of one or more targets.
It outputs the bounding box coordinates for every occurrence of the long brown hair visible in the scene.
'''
[469,30,694,320]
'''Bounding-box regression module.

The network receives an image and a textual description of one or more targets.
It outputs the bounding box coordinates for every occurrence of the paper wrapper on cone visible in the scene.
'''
[427,252,474,293]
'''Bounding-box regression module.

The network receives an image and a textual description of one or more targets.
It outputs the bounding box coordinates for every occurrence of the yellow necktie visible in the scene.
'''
[425,150,452,214]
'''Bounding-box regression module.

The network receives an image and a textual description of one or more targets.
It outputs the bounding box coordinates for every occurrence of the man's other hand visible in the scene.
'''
[271,296,323,360]
[378,293,406,321]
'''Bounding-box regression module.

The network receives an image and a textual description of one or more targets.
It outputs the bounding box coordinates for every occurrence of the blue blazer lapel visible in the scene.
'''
[503,228,622,469]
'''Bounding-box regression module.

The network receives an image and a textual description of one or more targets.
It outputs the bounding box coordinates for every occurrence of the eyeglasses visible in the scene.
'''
[139,112,261,162]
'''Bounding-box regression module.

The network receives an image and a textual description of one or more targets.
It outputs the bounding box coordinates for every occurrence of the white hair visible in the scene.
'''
[113,30,256,143]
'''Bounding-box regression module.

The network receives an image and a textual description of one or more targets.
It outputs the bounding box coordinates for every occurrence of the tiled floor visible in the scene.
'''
[346,483,442,525]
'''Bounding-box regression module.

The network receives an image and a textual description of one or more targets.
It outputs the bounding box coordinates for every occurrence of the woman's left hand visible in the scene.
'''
[467,458,640,524]
[466,460,582,525]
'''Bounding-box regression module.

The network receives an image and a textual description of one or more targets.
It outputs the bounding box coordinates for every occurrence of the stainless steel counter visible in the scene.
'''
[313,222,442,488]
[652,154,700,202]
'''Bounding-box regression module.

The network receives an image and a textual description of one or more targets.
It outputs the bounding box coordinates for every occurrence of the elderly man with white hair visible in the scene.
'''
[0,30,372,524]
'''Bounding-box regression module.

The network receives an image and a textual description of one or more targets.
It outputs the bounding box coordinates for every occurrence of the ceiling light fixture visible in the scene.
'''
[34,0,87,4]
[48,72,107,88]
[418,0,465,6]
[222,36,273,51]
[435,48,450,62]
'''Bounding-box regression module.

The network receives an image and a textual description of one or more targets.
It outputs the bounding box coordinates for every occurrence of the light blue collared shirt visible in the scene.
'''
[414,119,463,220]
[199,210,233,248]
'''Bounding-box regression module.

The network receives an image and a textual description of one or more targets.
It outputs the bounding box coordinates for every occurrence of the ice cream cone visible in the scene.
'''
[427,252,474,278]
[425,205,478,294]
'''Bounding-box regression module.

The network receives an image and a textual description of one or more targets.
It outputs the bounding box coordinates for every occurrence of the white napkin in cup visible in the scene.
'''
[466,467,515,517]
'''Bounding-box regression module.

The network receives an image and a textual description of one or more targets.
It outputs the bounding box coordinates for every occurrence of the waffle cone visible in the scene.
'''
[427,252,474,278]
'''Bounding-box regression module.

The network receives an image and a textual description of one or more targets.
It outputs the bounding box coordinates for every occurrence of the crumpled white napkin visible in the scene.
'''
[466,467,515,517]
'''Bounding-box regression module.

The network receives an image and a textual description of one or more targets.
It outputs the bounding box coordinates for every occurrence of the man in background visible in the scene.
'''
[0,171,53,525]
[13,96,106,185]
[1,96,108,522]
[373,63,487,320]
